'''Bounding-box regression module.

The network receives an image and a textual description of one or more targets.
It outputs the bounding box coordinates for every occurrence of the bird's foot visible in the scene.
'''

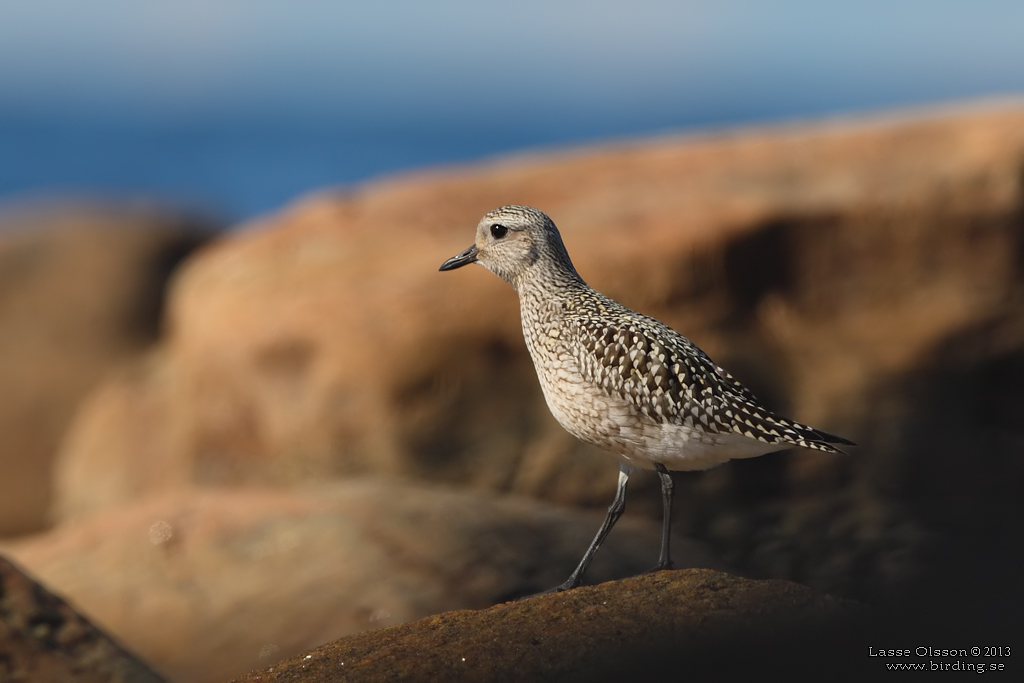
[539,576,581,594]
[515,577,580,601]
[645,559,675,574]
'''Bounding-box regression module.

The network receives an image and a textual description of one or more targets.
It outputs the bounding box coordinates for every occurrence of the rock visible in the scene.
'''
[51,103,1024,623]
[3,480,725,683]
[0,554,164,683]
[0,204,214,535]
[232,569,866,683]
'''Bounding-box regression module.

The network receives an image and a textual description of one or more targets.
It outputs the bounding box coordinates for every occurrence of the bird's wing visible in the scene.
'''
[569,308,852,452]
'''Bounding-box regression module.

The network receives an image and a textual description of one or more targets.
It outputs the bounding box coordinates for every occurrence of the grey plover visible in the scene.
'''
[440,205,853,592]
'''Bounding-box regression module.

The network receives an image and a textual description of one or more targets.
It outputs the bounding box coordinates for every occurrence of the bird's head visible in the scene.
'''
[439,205,577,289]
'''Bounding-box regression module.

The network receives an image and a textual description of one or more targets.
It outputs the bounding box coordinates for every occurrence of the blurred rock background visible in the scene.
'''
[0,206,213,535]
[1,103,1022,680]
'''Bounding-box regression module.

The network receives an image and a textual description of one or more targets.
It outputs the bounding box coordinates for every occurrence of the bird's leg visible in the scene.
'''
[548,464,630,593]
[651,462,675,572]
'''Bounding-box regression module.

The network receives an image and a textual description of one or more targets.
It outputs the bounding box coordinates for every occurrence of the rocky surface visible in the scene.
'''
[49,103,1024,627]
[0,205,214,535]
[0,554,164,683]
[233,569,866,683]
[2,480,725,683]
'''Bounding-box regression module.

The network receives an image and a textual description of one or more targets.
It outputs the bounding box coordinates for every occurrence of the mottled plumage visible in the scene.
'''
[441,204,853,592]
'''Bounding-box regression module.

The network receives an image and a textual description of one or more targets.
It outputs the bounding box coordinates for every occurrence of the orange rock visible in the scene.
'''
[0,206,212,535]
[4,481,724,683]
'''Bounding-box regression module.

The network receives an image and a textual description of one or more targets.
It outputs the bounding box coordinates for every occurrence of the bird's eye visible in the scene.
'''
[490,224,508,239]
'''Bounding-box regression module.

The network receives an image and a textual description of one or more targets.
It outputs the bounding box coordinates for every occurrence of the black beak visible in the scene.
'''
[439,244,478,271]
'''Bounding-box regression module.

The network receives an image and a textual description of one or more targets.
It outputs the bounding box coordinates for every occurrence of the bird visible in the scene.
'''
[439,205,853,592]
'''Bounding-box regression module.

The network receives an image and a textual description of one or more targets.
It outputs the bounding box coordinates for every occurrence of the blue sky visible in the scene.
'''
[1,1,1023,219]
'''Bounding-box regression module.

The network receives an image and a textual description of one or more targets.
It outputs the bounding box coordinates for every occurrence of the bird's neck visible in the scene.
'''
[515,257,590,306]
